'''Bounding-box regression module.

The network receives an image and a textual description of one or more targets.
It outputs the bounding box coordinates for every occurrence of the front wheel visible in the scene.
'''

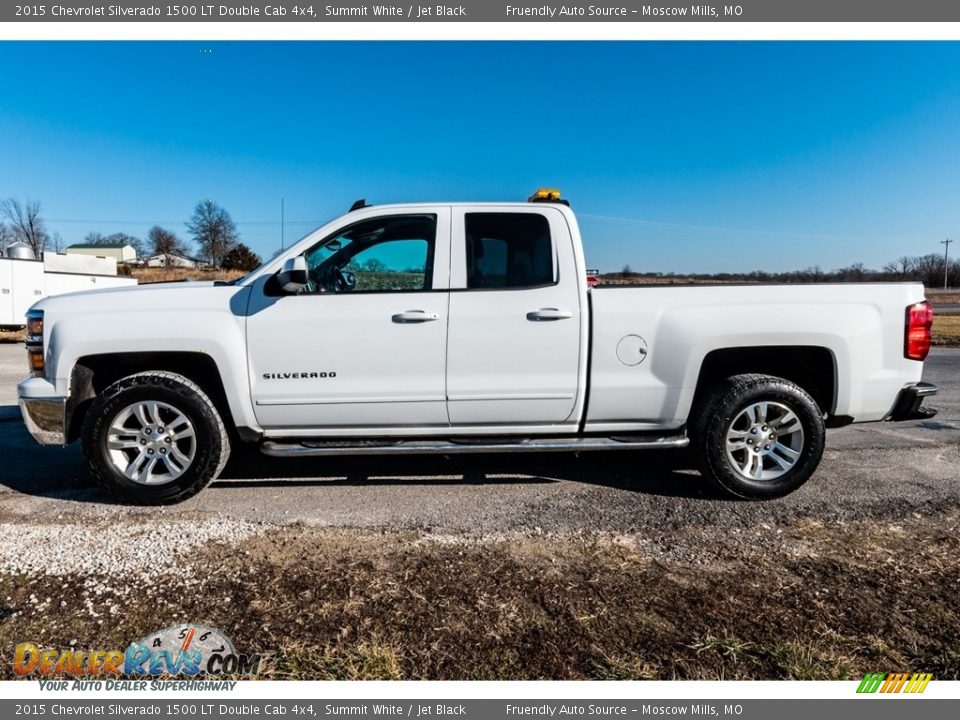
[81,371,230,504]
[691,374,825,499]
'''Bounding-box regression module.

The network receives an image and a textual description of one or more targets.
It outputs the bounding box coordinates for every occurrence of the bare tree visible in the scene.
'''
[912,253,944,287]
[882,255,914,280]
[0,221,13,253]
[362,257,387,273]
[187,200,238,268]
[837,263,867,282]
[1,198,49,256]
[147,226,190,266]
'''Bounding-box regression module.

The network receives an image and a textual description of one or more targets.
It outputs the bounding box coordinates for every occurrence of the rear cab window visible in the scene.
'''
[465,213,555,289]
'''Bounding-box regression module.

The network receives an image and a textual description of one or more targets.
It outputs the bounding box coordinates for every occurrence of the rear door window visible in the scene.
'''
[465,213,554,289]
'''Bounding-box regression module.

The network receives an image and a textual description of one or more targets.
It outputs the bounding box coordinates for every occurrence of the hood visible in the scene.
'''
[32,280,238,316]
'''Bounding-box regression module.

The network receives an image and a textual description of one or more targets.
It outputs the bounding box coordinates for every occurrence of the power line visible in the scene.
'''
[47,218,321,227]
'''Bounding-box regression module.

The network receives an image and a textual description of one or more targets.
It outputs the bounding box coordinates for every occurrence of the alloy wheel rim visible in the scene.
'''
[724,401,804,482]
[106,400,197,485]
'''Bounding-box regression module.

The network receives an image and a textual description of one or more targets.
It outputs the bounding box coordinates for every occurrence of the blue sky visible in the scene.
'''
[1,41,958,273]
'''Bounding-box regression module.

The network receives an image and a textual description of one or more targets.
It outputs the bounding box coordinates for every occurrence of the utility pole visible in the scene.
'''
[281,197,285,252]
[943,238,953,290]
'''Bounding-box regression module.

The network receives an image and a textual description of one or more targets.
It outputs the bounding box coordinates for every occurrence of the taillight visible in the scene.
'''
[905,301,933,361]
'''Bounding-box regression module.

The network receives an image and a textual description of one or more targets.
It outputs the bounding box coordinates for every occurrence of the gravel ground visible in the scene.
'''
[0,517,265,578]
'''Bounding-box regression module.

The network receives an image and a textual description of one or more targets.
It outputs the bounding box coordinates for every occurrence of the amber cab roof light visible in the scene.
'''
[527,188,570,206]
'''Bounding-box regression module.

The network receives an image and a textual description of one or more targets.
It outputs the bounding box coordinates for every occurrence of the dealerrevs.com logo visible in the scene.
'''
[14,624,261,677]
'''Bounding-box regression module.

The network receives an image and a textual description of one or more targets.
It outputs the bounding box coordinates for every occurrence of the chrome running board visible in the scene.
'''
[261,434,689,457]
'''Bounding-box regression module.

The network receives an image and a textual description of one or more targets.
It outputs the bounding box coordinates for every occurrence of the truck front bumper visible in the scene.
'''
[887,382,938,422]
[18,377,67,445]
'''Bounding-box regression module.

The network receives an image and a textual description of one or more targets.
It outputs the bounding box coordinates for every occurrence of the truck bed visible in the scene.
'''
[584,283,927,431]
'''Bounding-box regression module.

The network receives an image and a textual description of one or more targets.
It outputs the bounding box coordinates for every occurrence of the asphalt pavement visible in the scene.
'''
[0,342,957,535]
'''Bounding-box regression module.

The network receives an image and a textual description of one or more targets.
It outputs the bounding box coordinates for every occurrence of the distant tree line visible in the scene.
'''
[0,197,263,271]
[613,253,960,288]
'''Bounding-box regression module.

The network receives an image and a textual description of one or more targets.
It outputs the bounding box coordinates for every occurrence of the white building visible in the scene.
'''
[144,253,198,268]
[66,243,137,263]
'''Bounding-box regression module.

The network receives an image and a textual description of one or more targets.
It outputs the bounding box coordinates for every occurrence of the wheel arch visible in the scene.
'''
[690,345,837,420]
[66,352,247,443]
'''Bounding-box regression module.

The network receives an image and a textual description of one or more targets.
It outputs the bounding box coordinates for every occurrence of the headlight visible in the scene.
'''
[25,310,44,378]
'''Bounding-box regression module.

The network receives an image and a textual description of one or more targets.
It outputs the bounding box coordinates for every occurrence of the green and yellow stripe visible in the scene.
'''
[857,672,932,694]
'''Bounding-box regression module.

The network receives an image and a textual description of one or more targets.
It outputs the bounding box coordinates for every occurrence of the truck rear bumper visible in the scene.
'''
[887,382,938,422]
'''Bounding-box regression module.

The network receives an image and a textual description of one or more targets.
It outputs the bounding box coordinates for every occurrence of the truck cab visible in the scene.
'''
[245,199,588,433]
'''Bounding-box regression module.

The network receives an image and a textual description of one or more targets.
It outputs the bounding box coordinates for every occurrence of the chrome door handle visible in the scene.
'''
[392,310,440,323]
[527,308,574,321]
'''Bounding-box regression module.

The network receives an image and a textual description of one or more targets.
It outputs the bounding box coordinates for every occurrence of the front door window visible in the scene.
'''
[302,215,436,294]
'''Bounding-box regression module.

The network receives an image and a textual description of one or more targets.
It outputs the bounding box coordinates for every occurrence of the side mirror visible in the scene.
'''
[277,256,308,294]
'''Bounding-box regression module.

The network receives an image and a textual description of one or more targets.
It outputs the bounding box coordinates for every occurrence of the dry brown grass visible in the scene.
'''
[926,289,960,305]
[266,640,405,680]
[598,276,740,286]
[0,329,24,344]
[127,267,246,284]
[932,315,960,347]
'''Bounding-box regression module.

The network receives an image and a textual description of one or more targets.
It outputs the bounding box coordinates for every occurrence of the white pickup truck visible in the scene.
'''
[18,190,938,504]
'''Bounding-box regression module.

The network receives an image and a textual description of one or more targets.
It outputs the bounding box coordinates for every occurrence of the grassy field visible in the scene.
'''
[1,513,958,680]
[932,315,960,347]
[125,267,247,284]
[926,289,960,305]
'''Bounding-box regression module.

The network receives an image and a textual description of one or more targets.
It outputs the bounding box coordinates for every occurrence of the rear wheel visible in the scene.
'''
[691,374,825,499]
[81,371,230,504]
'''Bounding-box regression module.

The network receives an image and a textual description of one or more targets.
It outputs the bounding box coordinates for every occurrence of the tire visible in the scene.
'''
[690,373,825,500]
[81,371,230,504]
